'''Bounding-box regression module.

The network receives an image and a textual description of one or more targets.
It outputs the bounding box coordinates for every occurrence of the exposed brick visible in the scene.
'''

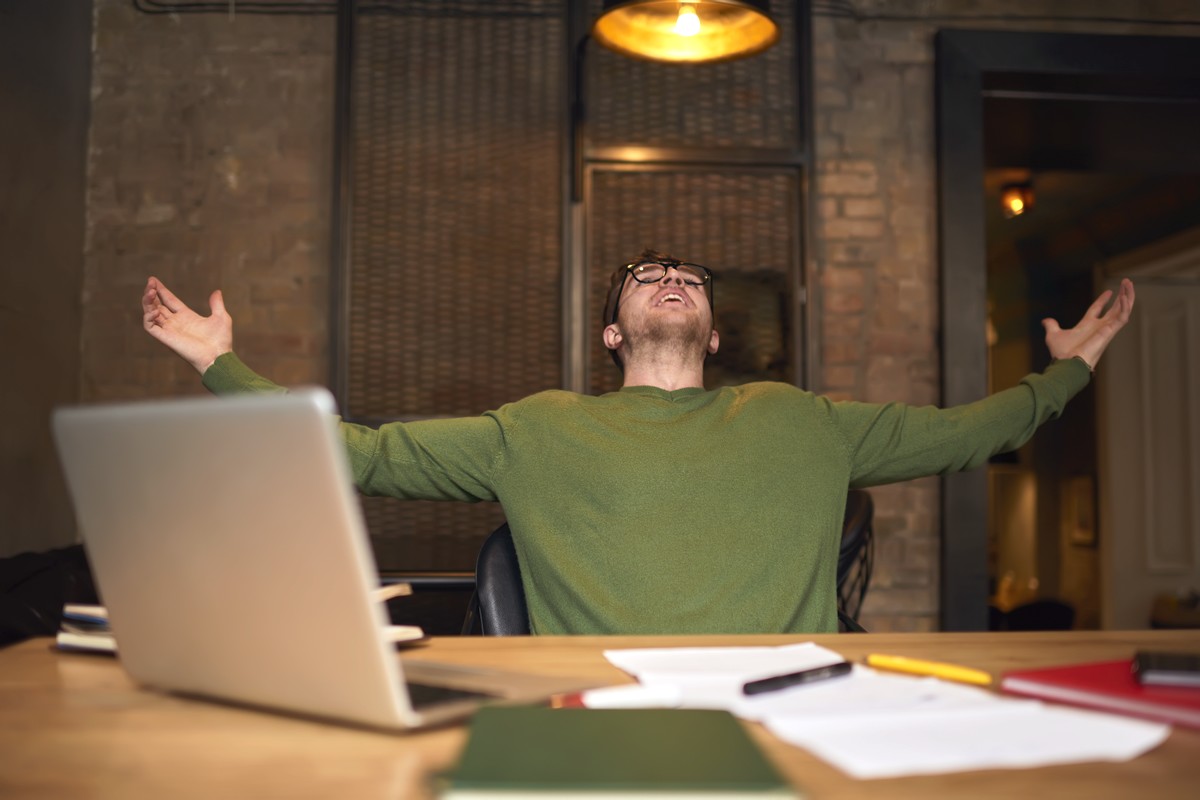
[822,217,886,239]
[816,197,839,221]
[823,159,877,174]
[815,86,849,108]
[822,313,864,340]
[824,240,885,264]
[819,171,879,196]
[822,340,861,365]
[823,287,867,315]
[844,197,885,218]
[814,131,843,157]
[880,39,932,64]
[863,612,936,633]
[820,264,869,291]
[823,364,859,390]
[889,203,930,231]
[868,331,934,356]
[896,232,931,263]
[867,585,938,614]
[839,133,886,158]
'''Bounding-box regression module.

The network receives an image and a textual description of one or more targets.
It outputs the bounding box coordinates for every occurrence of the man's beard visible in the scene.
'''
[622,311,712,364]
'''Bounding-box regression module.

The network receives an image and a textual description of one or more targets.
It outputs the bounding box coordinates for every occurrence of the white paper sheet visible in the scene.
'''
[604,644,1171,779]
[765,700,1170,779]
[604,642,847,709]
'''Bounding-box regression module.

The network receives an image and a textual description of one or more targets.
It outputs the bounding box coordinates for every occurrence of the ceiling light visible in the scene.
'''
[592,0,779,64]
[1001,182,1034,218]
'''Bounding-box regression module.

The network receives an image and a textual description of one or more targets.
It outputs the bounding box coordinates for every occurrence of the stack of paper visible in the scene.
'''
[605,643,1170,779]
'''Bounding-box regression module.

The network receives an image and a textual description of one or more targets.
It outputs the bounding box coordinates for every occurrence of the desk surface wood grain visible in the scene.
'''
[2,631,1198,799]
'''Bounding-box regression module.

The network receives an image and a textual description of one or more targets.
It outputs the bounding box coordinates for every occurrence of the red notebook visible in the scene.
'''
[1001,659,1200,729]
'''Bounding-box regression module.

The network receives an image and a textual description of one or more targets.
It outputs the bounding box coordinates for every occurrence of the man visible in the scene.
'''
[142,252,1135,635]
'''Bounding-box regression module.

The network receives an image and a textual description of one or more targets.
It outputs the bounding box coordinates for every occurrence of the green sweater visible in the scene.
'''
[203,354,1090,635]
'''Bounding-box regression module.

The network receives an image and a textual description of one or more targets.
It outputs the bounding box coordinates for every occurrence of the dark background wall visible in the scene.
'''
[0,2,92,557]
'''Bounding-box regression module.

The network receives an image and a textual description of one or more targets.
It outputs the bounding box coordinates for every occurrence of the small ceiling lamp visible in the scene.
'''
[1000,182,1035,218]
[592,0,779,64]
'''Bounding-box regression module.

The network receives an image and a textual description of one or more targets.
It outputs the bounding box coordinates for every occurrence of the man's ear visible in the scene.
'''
[603,323,623,353]
[708,328,720,355]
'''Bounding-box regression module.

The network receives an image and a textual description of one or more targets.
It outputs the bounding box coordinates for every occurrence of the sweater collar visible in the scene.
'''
[618,385,708,402]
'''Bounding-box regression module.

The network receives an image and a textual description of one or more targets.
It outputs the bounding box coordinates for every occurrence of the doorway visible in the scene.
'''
[936,29,1200,630]
[984,172,1200,631]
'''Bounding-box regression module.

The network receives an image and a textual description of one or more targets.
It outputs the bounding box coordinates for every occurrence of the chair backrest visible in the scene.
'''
[836,489,874,631]
[464,490,876,635]
[464,524,530,636]
[1000,599,1076,631]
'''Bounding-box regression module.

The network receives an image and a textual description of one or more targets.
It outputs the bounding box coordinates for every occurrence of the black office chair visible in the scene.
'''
[461,523,530,635]
[463,490,876,636]
[1000,599,1076,631]
[836,489,874,633]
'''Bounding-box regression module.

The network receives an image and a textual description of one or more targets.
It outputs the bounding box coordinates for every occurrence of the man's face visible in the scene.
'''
[605,265,719,363]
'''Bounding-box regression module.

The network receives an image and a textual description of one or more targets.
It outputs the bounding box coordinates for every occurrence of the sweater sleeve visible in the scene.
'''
[341,415,504,502]
[827,358,1092,487]
[201,352,288,395]
[201,351,504,502]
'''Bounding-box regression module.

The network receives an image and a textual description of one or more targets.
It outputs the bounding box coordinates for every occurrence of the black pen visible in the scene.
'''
[742,660,853,696]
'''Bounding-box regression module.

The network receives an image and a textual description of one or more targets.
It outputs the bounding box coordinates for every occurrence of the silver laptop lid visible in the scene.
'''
[52,388,418,729]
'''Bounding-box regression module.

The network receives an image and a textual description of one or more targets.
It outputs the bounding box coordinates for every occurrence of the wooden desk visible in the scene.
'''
[2,631,1198,798]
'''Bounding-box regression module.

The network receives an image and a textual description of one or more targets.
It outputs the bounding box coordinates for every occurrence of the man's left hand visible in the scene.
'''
[1042,278,1135,370]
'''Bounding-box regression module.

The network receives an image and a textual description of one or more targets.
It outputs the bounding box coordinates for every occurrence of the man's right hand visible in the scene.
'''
[142,276,233,375]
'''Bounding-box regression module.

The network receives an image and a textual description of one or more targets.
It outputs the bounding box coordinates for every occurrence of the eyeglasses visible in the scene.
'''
[610,259,714,325]
[627,260,712,286]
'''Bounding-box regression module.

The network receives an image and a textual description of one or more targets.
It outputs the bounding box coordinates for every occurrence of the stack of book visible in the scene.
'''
[1001,656,1200,729]
[53,603,424,652]
[55,604,116,654]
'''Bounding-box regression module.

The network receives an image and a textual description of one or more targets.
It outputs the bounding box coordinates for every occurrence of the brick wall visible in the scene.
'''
[83,0,334,402]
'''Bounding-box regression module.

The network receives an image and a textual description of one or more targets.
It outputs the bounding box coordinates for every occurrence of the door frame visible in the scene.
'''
[934,29,1200,630]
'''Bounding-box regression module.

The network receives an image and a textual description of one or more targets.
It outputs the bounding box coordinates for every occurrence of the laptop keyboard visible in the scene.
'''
[406,681,498,709]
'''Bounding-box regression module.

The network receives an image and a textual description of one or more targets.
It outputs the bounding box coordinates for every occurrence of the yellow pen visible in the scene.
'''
[865,653,993,687]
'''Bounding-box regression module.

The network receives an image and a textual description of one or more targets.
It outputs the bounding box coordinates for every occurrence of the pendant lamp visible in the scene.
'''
[592,0,779,64]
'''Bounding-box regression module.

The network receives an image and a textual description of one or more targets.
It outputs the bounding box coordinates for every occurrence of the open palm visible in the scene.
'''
[142,277,233,374]
[1042,278,1135,370]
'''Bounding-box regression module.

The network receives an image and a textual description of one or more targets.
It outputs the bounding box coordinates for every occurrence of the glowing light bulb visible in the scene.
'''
[674,4,701,37]
[1000,183,1032,218]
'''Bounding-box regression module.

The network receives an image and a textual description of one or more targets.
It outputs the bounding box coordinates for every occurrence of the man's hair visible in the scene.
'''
[602,248,712,371]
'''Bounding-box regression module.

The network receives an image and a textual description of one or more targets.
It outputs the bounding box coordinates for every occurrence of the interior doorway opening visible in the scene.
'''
[984,169,1200,631]
[936,29,1200,630]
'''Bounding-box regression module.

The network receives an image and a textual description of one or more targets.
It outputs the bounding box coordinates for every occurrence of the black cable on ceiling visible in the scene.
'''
[131,0,1200,27]
[131,0,560,17]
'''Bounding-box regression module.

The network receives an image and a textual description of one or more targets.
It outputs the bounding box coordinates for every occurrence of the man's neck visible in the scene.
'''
[620,355,706,391]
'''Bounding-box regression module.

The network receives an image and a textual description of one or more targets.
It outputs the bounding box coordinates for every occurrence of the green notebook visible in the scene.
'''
[442,706,799,798]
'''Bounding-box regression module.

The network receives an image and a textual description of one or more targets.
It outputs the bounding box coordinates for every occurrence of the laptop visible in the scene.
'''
[51,387,594,730]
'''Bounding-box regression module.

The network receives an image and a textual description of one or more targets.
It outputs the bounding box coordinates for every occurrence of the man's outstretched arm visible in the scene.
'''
[142,276,232,374]
[838,279,1136,486]
[1042,278,1136,370]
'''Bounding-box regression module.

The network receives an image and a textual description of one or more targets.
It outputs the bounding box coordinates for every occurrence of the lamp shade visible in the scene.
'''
[592,0,779,64]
